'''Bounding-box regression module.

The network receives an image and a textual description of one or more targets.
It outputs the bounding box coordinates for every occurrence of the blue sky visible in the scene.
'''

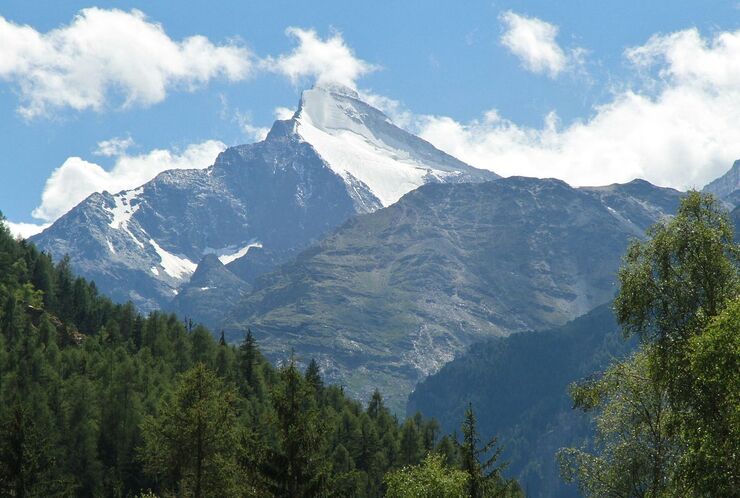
[1,1,739,234]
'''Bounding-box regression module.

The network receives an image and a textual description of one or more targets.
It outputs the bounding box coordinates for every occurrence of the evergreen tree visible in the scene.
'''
[398,418,422,466]
[239,328,258,388]
[140,363,242,498]
[458,404,517,498]
[0,226,450,498]
[305,358,324,395]
[266,355,329,497]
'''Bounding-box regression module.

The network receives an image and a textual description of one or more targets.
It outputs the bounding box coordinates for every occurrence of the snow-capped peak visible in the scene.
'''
[287,85,497,210]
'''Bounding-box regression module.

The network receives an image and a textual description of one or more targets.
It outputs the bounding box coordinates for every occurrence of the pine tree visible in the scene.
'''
[458,404,516,498]
[239,328,258,388]
[266,355,329,497]
[399,418,421,466]
[140,363,242,498]
[305,358,324,395]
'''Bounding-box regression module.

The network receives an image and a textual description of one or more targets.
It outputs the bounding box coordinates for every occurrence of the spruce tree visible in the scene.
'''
[239,328,258,388]
[458,404,516,498]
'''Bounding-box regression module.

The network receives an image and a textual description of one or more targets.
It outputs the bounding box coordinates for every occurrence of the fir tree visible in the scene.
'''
[458,404,516,498]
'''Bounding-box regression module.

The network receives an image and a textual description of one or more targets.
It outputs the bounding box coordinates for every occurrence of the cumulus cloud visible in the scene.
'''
[235,112,270,142]
[3,220,50,239]
[274,106,296,120]
[32,140,226,222]
[0,8,253,118]
[265,27,377,88]
[94,136,134,157]
[413,27,740,190]
[499,11,583,77]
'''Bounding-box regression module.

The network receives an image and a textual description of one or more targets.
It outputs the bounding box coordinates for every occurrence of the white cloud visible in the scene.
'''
[499,11,582,78]
[235,112,270,142]
[94,136,134,157]
[274,106,296,120]
[265,27,377,89]
[414,27,740,190]
[32,140,226,222]
[3,220,50,239]
[360,90,413,128]
[0,8,253,118]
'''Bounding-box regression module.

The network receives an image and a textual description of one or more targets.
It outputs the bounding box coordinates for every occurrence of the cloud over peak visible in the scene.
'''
[416,26,740,190]
[265,27,377,89]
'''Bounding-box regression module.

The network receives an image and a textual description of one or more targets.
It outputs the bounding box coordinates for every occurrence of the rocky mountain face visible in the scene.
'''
[407,304,637,498]
[31,85,494,313]
[704,159,740,207]
[226,177,682,410]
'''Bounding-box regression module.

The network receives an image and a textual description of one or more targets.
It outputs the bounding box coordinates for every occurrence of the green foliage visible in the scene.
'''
[263,355,329,497]
[384,453,468,498]
[681,297,740,496]
[458,405,521,498]
[558,351,682,497]
[615,190,740,393]
[0,222,444,497]
[562,192,740,497]
[140,363,241,498]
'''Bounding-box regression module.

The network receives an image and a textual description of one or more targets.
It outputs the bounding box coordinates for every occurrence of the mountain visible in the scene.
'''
[226,177,682,411]
[703,159,740,207]
[31,85,495,313]
[169,254,251,329]
[407,304,637,498]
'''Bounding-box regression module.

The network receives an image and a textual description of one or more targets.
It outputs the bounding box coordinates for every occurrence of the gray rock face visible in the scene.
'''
[31,85,494,316]
[703,159,740,207]
[169,254,251,328]
[32,135,359,311]
[226,177,682,411]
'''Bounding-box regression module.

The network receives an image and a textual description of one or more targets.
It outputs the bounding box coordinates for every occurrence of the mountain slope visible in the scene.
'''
[227,177,682,410]
[32,136,357,311]
[290,84,496,210]
[31,85,494,313]
[407,304,637,498]
[703,159,740,207]
[169,254,251,327]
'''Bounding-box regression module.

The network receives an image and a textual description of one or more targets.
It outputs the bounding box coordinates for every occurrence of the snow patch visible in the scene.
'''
[107,188,144,248]
[150,267,159,276]
[106,239,116,254]
[149,239,197,280]
[295,86,464,207]
[218,242,263,265]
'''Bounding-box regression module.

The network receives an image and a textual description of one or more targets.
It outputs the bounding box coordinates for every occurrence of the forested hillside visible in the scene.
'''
[412,192,740,498]
[408,304,637,497]
[1,214,511,497]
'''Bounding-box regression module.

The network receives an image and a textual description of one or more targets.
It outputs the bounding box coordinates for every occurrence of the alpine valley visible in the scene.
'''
[15,82,740,497]
[31,84,698,413]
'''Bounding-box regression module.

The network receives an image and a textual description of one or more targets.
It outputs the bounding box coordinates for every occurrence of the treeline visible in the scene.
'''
[0,218,522,497]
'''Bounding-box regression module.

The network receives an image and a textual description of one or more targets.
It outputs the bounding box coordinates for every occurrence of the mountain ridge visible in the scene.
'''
[31,85,495,313]
[225,176,682,410]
